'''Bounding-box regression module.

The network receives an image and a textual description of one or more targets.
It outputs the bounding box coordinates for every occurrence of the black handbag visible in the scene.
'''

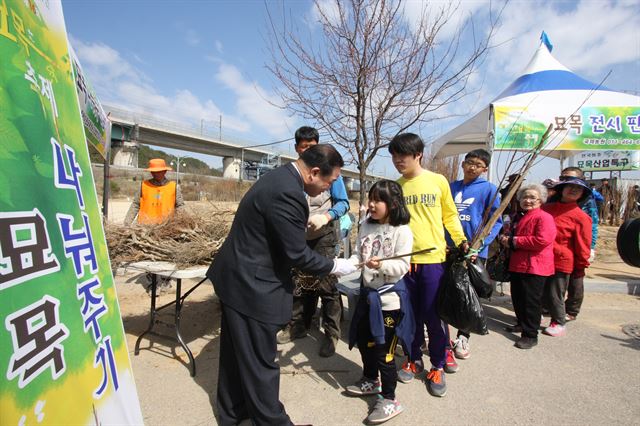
[487,246,511,282]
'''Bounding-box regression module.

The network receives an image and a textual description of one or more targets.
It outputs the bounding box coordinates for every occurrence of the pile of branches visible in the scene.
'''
[106,208,235,269]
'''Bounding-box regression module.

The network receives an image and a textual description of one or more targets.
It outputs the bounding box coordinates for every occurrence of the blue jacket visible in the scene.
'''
[328,176,349,220]
[447,177,502,258]
[579,196,599,249]
[348,278,416,360]
[591,189,604,204]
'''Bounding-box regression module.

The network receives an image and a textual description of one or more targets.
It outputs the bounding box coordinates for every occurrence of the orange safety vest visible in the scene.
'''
[138,180,177,224]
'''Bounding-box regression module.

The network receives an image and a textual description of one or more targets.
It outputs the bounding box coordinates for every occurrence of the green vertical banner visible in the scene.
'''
[0,1,143,424]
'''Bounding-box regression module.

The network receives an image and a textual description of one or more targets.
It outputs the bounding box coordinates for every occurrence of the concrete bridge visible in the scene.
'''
[106,105,381,189]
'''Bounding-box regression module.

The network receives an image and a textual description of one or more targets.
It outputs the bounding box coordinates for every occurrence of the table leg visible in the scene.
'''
[174,278,196,376]
[135,273,158,355]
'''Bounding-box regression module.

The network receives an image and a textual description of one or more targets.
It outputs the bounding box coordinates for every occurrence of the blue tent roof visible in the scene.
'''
[497,69,609,99]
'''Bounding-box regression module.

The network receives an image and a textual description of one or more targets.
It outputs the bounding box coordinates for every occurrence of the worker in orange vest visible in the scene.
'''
[124,158,185,225]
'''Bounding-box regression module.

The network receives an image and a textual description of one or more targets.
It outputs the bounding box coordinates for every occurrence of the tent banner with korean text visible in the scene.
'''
[494,106,640,151]
[69,44,111,159]
[570,150,640,172]
[0,1,143,425]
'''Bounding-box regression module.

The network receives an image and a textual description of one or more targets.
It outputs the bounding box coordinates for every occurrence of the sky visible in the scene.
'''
[62,0,640,182]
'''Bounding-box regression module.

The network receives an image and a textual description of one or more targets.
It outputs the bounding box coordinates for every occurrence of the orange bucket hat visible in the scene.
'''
[145,158,172,172]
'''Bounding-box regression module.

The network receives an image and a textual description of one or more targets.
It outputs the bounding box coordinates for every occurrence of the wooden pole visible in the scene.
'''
[470,124,554,251]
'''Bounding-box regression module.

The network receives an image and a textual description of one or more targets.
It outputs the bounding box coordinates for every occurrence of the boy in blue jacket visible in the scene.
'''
[447,149,502,360]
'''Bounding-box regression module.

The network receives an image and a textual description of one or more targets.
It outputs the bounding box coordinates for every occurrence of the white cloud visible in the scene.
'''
[70,36,146,86]
[490,0,640,79]
[215,63,295,138]
[430,0,640,130]
[402,0,488,41]
[309,0,344,27]
[215,40,224,54]
[71,37,294,141]
[69,37,250,135]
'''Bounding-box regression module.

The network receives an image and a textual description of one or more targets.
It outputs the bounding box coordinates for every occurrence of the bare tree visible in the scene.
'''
[425,151,462,183]
[267,0,503,204]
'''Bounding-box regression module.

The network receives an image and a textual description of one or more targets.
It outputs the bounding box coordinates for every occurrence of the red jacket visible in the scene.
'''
[508,207,556,276]
[542,202,592,274]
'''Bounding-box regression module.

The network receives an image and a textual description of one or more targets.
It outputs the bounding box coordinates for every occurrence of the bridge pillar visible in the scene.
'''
[223,156,241,179]
[111,141,139,168]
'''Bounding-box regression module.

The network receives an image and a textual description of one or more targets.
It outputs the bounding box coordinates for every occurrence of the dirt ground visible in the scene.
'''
[113,270,640,425]
[107,199,640,425]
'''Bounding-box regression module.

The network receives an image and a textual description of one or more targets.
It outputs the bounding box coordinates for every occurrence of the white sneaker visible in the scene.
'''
[453,336,470,359]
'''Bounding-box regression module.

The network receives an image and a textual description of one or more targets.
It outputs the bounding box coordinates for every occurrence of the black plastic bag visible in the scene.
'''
[487,246,511,282]
[466,259,493,299]
[437,257,488,335]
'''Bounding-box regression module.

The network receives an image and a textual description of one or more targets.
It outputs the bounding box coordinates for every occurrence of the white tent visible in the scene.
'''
[433,39,640,162]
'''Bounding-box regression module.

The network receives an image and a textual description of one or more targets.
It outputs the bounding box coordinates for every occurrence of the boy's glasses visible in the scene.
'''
[463,160,487,169]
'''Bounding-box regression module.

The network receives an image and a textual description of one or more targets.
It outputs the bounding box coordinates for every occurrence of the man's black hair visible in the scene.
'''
[295,126,320,145]
[367,180,410,227]
[464,149,491,167]
[561,166,584,178]
[300,144,344,176]
[388,133,424,157]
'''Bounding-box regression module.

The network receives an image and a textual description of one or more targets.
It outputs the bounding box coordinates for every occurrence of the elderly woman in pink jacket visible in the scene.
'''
[499,183,557,350]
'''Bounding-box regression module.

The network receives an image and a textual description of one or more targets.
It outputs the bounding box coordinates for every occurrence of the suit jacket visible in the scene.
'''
[207,163,334,324]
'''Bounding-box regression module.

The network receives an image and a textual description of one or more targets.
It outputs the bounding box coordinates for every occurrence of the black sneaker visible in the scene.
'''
[505,324,522,333]
[319,335,338,357]
[514,336,538,349]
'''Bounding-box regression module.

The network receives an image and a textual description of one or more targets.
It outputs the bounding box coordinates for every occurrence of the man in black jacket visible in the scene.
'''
[207,144,357,425]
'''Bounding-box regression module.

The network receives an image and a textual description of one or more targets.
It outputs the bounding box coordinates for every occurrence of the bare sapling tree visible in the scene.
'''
[425,151,462,183]
[267,0,503,205]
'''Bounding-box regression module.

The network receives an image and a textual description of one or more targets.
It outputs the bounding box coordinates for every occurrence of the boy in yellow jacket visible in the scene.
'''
[389,133,467,398]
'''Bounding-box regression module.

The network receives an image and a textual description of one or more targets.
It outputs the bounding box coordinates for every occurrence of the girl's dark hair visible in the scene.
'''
[367,180,410,226]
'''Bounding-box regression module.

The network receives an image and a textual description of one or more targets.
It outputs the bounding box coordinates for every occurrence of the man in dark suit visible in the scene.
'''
[207,144,357,425]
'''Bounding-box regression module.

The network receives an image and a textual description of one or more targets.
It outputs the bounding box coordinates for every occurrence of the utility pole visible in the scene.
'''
[171,155,191,184]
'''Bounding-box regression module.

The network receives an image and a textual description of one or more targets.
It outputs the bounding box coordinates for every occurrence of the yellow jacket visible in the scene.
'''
[398,170,466,263]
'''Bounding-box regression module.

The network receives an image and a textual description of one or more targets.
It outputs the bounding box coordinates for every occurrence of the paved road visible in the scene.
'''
[118,273,640,425]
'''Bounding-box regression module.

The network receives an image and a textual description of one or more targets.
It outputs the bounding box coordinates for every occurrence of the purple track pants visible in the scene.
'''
[403,262,448,369]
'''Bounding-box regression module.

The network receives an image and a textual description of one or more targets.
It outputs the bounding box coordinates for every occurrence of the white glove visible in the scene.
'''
[308,213,330,231]
[588,249,595,263]
[331,258,358,277]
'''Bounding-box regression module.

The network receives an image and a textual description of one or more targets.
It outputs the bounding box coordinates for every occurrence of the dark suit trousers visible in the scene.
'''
[217,303,292,426]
